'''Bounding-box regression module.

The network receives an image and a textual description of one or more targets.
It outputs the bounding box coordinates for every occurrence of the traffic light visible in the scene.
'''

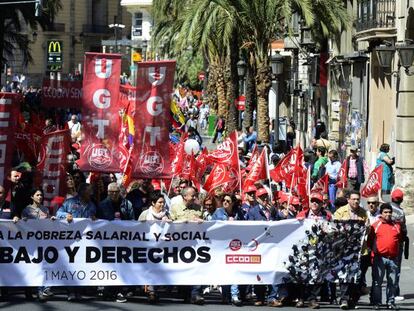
[35,0,42,17]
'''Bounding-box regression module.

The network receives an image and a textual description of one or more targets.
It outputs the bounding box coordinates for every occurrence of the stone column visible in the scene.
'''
[395,2,414,214]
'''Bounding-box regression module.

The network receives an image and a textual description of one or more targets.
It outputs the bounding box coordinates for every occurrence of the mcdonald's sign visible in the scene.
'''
[47,40,63,71]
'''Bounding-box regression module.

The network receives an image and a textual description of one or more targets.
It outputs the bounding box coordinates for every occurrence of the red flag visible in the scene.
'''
[336,160,348,188]
[0,92,20,186]
[78,53,124,172]
[270,146,303,186]
[246,144,258,171]
[243,148,267,191]
[203,163,233,193]
[296,167,310,210]
[311,173,329,194]
[15,127,38,164]
[131,61,176,179]
[361,165,383,197]
[206,131,241,191]
[36,130,71,209]
[171,133,188,175]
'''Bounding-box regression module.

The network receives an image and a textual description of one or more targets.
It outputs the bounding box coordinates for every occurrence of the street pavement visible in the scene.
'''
[1,216,413,311]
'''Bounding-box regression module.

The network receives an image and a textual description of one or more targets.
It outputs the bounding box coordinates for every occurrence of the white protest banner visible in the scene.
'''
[0,219,305,286]
[0,219,365,286]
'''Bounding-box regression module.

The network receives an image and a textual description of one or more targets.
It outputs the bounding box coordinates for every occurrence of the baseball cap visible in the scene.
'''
[256,188,268,197]
[391,188,404,201]
[245,185,257,194]
[290,196,300,206]
[310,192,324,202]
[278,192,289,204]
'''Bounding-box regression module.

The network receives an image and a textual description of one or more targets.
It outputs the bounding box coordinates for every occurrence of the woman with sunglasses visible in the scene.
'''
[212,194,244,305]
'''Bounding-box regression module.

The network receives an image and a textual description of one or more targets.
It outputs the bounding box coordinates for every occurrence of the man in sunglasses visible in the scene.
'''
[366,196,381,223]
[241,185,257,219]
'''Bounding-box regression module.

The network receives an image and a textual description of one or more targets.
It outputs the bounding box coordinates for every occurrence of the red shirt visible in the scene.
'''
[369,218,401,259]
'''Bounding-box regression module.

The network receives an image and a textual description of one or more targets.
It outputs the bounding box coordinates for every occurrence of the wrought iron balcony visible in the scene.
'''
[356,0,395,32]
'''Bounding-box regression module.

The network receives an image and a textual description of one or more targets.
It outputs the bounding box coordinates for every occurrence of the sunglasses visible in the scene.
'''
[367,201,378,205]
[246,192,255,196]
[310,199,322,204]
[223,199,232,203]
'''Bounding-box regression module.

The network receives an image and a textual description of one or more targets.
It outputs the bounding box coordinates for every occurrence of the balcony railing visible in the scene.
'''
[82,24,112,34]
[356,0,395,32]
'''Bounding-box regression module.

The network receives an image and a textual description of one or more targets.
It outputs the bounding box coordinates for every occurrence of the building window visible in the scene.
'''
[134,12,143,36]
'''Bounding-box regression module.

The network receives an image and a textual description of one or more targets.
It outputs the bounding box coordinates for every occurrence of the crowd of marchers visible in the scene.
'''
[0,84,409,310]
[0,161,408,310]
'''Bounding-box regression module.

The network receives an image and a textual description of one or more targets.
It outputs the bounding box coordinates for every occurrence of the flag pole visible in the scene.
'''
[167,174,176,196]
[236,131,242,194]
[264,146,273,203]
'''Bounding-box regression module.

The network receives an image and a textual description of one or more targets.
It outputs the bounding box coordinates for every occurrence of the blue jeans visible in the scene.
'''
[267,284,288,302]
[372,255,398,305]
[221,285,239,300]
[328,182,337,212]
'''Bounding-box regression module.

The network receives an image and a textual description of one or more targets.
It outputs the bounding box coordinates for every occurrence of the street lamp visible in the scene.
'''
[397,42,414,74]
[270,51,284,147]
[376,41,414,75]
[108,18,125,53]
[237,59,247,129]
[142,39,148,61]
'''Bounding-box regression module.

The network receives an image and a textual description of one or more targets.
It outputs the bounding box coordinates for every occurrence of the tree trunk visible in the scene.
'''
[224,42,238,134]
[205,61,218,115]
[255,61,272,143]
[215,58,227,118]
[242,59,256,130]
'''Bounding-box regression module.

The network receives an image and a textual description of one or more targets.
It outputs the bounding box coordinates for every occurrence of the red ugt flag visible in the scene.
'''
[0,92,20,186]
[206,131,240,191]
[131,61,176,179]
[243,148,267,191]
[203,163,233,193]
[361,165,383,197]
[78,53,124,172]
[336,160,348,189]
[36,130,71,208]
[311,173,329,195]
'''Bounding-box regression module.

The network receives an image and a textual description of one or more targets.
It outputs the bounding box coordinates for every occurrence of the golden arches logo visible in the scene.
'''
[48,41,61,53]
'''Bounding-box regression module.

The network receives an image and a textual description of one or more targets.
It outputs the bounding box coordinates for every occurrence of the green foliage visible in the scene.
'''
[175,49,204,90]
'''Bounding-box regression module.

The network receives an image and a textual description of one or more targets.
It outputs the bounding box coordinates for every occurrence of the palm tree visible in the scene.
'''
[212,0,350,142]
[156,0,241,132]
[0,0,62,85]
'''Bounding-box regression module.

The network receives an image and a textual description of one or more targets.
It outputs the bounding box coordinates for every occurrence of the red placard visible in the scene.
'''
[36,130,71,208]
[78,53,125,172]
[41,78,83,108]
[0,93,20,186]
[131,61,176,179]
